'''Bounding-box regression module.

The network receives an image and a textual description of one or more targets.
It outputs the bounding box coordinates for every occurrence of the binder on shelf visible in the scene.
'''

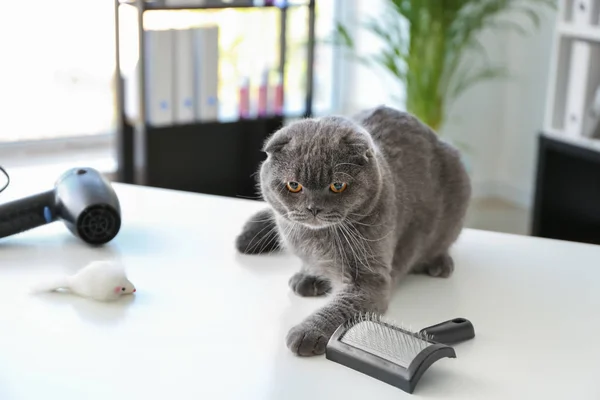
[144,29,175,126]
[193,25,220,122]
[585,85,600,138]
[563,0,594,137]
[174,28,196,124]
[257,69,269,117]
[165,0,206,6]
[564,40,591,137]
[588,115,600,138]
[206,0,254,5]
[167,0,254,5]
[573,0,595,24]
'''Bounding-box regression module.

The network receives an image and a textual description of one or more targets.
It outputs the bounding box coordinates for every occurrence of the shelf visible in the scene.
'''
[113,0,317,193]
[558,22,600,43]
[118,0,308,10]
[532,133,600,244]
[121,116,285,197]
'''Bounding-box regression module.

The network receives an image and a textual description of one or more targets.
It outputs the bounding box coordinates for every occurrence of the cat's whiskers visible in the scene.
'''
[339,222,376,274]
[281,223,293,250]
[258,227,282,254]
[245,211,289,253]
[288,221,301,248]
[281,218,305,251]
[330,225,348,283]
[342,220,390,270]
[346,217,385,227]
[246,225,278,254]
[316,214,344,225]
[260,215,292,254]
[339,225,351,283]
[348,211,375,218]
[247,215,276,223]
[345,224,377,265]
[337,221,375,275]
[334,162,362,169]
[244,219,277,252]
[345,218,395,243]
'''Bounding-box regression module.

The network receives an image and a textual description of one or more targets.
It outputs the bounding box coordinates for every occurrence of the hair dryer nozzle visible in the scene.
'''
[55,168,121,245]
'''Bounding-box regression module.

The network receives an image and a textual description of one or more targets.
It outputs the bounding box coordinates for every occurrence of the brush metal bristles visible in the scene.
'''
[340,312,433,368]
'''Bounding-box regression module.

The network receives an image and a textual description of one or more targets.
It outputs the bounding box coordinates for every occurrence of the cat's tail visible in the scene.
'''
[29,275,71,294]
[236,208,282,255]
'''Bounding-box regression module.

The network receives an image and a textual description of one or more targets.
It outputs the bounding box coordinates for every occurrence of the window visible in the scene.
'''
[0,0,117,143]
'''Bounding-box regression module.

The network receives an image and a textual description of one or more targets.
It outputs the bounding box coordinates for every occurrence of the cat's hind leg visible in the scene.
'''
[235,208,282,255]
[411,252,454,278]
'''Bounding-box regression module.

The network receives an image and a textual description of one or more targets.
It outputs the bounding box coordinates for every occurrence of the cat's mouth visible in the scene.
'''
[287,211,344,228]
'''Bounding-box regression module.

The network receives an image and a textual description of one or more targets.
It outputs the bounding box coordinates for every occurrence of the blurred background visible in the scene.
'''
[1,0,599,245]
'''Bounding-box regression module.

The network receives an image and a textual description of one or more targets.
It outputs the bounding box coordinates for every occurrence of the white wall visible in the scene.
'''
[495,14,557,208]
[443,11,556,209]
[336,0,405,113]
[441,28,510,199]
[337,2,557,210]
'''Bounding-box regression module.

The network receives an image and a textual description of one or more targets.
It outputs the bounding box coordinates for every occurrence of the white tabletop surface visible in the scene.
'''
[0,179,599,399]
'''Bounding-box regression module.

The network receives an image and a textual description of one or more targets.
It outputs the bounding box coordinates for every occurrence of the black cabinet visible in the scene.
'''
[531,133,600,245]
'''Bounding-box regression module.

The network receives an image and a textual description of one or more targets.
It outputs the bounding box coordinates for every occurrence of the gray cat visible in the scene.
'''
[235,105,471,356]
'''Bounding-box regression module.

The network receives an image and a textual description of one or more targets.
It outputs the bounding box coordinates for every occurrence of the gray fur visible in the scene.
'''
[235,105,471,356]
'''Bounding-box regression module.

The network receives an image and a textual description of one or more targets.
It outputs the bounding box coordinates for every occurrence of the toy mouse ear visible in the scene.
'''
[113,286,122,294]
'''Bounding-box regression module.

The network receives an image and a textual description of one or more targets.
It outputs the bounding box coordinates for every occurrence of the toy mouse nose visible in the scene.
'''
[133,288,136,293]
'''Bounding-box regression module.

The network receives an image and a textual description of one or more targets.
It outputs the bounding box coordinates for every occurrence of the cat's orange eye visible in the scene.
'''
[330,182,347,193]
[286,181,303,193]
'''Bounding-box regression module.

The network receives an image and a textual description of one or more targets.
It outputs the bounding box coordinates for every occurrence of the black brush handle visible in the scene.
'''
[420,318,475,345]
[0,190,56,238]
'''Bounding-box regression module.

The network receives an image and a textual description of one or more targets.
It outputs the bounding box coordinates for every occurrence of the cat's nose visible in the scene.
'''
[307,206,321,216]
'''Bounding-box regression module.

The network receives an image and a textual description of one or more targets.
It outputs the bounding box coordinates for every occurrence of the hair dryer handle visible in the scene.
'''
[0,190,56,239]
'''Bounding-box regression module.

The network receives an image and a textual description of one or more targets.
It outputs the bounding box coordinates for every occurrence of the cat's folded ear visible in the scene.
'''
[263,131,290,154]
[344,130,375,165]
[355,146,374,165]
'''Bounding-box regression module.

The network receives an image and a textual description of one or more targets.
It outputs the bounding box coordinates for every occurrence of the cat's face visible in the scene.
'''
[260,116,381,229]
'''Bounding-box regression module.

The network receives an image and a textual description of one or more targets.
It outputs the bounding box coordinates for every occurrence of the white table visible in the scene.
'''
[0,181,599,399]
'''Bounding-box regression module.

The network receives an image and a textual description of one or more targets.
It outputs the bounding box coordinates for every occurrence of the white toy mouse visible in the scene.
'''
[32,260,136,302]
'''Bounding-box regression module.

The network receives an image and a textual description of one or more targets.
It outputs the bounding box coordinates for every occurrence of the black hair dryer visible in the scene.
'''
[0,167,121,245]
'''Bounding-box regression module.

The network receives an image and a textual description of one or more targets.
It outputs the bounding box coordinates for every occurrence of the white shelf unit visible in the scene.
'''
[545,0,600,139]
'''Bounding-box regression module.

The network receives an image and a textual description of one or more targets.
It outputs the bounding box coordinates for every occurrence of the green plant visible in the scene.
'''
[335,0,556,132]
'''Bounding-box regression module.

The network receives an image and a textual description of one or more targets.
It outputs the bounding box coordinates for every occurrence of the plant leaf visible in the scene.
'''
[324,0,556,129]
[514,4,541,28]
[373,49,407,80]
[326,22,355,49]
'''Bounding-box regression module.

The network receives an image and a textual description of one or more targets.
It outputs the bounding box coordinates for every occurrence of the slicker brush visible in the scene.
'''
[326,313,475,394]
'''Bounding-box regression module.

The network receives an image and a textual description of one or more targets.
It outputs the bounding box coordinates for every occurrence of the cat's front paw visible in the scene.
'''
[426,253,454,278]
[286,321,332,356]
[288,272,331,297]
